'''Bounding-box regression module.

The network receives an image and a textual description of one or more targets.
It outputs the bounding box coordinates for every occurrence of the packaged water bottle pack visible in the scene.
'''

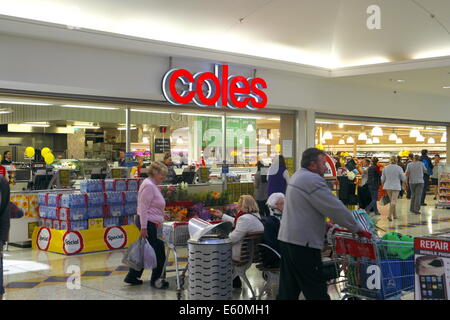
[124,203,137,216]
[44,219,53,229]
[126,179,139,191]
[86,192,105,207]
[108,205,125,217]
[80,179,104,193]
[38,193,48,206]
[105,192,124,205]
[119,215,136,226]
[53,220,61,230]
[60,220,88,231]
[104,217,120,228]
[58,207,87,221]
[47,193,62,207]
[39,206,58,219]
[60,193,87,208]
[123,191,138,203]
[87,206,103,219]
[105,179,127,192]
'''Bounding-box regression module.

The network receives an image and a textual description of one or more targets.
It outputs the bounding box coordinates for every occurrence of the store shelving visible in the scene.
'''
[436,172,450,208]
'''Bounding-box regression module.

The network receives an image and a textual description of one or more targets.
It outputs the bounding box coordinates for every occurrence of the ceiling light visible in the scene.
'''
[323,131,333,140]
[428,137,435,144]
[338,138,345,145]
[373,137,380,144]
[338,123,344,129]
[346,136,355,144]
[62,104,119,110]
[176,136,184,144]
[267,118,280,121]
[131,109,172,114]
[371,126,383,136]
[397,79,406,83]
[366,138,373,145]
[388,133,398,141]
[441,135,447,143]
[358,132,368,141]
[0,100,52,106]
[443,86,450,89]
[396,138,403,144]
[416,135,425,142]
[142,137,149,144]
[246,124,254,132]
[73,125,100,129]
[0,108,13,114]
[118,127,137,130]
[409,129,420,138]
[22,123,51,128]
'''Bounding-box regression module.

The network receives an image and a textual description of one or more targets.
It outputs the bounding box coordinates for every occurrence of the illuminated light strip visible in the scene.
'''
[130,109,172,114]
[118,127,137,130]
[180,113,221,117]
[73,126,100,129]
[62,105,119,110]
[0,100,51,106]
[22,123,51,127]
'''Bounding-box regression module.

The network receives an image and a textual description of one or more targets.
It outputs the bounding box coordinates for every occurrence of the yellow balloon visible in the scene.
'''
[41,147,51,157]
[316,144,324,150]
[25,147,35,158]
[44,153,55,165]
[275,144,281,153]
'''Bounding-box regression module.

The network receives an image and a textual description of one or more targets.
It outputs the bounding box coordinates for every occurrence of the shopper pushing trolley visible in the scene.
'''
[278,148,371,300]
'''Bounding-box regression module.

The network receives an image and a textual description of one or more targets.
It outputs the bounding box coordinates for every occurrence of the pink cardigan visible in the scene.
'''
[137,178,166,228]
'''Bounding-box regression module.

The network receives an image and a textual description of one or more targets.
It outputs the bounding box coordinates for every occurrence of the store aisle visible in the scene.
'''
[2,195,449,300]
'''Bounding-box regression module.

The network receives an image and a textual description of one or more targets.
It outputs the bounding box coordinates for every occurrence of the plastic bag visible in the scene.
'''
[122,237,156,271]
[380,194,390,206]
[143,238,157,269]
[122,238,145,271]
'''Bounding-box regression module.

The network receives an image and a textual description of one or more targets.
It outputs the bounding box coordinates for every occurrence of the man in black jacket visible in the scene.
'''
[366,157,381,215]
[420,149,434,206]
[0,175,10,300]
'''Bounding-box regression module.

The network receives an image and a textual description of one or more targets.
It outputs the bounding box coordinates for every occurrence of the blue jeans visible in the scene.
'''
[366,185,379,213]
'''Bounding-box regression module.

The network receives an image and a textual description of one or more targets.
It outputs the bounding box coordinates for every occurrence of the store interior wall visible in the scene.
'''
[1,32,450,124]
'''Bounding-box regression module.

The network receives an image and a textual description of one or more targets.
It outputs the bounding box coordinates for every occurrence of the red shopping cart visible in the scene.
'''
[331,229,414,300]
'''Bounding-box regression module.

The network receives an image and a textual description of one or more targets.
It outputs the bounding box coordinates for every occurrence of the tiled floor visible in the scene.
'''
[2,195,450,300]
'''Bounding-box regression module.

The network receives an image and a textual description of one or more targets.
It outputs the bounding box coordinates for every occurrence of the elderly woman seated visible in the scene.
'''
[261,192,285,268]
[211,195,264,288]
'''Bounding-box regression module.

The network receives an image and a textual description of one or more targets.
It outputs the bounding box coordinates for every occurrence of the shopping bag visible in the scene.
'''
[380,194,391,206]
[7,202,24,219]
[143,238,157,269]
[122,238,145,271]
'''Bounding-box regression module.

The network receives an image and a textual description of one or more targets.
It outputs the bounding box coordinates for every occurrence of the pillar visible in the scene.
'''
[296,109,316,169]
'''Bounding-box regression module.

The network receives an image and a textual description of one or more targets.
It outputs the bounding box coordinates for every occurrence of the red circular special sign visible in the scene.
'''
[104,226,127,250]
[36,227,52,251]
[62,231,84,255]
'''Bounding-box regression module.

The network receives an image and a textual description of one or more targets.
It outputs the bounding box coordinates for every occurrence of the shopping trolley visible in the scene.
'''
[158,221,190,300]
[331,229,414,300]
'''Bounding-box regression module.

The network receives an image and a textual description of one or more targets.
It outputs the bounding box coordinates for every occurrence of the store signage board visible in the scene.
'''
[324,154,337,178]
[155,138,171,154]
[282,140,293,158]
[162,64,267,110]
[414,234,450,300]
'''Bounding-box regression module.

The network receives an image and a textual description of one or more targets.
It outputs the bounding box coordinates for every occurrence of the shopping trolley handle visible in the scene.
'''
[332,227,372,240]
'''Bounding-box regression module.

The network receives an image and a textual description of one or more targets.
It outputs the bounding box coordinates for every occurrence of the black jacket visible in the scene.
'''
[0,176,10,244]
[367,165,381,189]
[261,216,281,268]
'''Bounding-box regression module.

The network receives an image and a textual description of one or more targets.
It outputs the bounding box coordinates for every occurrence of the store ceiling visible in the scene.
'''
[2,0,450,71]
[330,65,450,98]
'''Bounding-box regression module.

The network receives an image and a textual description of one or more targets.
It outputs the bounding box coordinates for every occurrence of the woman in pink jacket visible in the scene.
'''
[124,162,169,288]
